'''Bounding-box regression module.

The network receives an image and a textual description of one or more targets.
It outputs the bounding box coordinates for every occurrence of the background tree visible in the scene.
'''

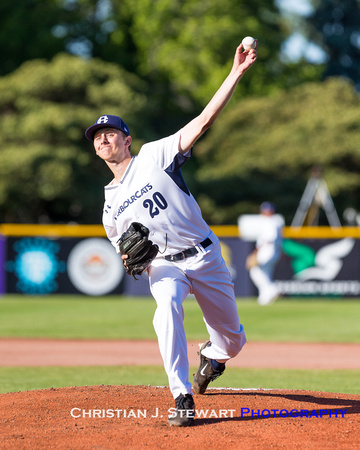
[0,54,146,223]
[94,0,322,136]
[308,0,360,89]
[2,0,357,225]
[192,77,360,225]
[0,0,322,134]
[0,0,78,76]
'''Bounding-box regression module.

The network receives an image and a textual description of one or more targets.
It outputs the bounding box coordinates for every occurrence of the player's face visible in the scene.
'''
[261,210,274,217]
[93,128,131,162]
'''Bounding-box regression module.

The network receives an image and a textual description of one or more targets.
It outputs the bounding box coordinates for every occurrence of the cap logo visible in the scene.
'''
[97,115,109,124]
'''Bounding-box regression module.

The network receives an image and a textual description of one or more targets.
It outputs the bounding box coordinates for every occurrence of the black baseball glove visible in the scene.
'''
[117,222,159,279]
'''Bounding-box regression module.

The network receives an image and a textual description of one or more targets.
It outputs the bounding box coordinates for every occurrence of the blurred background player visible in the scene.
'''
[246,202,284,305]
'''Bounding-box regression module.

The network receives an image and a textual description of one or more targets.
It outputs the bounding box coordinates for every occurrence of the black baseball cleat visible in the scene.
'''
[168,393,195,427]
[193,341,226,395]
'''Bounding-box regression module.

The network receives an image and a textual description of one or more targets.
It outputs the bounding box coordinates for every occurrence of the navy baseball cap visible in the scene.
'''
[85,115,130,141]
[260,201,276,212]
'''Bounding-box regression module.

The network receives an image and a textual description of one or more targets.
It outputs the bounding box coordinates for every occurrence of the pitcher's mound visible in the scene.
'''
[1,385,359,448]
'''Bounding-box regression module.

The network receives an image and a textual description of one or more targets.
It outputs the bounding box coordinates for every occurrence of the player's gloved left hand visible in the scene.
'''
[117,222,159,279]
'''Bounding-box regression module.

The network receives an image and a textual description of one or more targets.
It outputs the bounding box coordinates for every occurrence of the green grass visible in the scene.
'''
[0,366,359,395]
[0,295,359,395]
[0,295,359,342]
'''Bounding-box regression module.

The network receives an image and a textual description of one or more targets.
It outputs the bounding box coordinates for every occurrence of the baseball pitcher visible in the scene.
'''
[85,40,258,427]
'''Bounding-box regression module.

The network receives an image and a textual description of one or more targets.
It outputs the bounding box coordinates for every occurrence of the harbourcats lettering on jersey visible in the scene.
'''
[103,182,153,219]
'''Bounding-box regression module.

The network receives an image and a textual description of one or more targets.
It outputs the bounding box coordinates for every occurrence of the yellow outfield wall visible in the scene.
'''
[0,223,359,239]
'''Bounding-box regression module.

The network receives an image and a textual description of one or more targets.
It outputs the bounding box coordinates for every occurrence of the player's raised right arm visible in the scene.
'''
[179,42,257,154]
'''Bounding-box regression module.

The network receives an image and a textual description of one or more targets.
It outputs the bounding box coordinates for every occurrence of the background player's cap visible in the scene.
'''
[260,201,276,213]
[85,115,130,141]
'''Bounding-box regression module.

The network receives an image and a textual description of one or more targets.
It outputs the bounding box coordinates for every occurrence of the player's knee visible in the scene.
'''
[227,341,243,358]
[226,329,247,358]
[158,297,183,313]
[152,297,185,332]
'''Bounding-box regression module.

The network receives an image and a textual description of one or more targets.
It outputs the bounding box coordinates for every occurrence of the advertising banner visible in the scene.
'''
[5,237,127,296]
[275,238,360,297]
[2,235,360,297]
[0,236,6,295]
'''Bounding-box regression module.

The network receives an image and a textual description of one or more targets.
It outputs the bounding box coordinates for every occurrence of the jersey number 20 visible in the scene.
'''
[143,192,168,218]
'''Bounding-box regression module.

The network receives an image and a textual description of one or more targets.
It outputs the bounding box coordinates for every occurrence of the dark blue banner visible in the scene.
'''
[2,236,360,297]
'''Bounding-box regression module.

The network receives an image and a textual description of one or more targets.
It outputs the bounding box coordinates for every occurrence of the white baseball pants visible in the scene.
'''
[148,233,246,399]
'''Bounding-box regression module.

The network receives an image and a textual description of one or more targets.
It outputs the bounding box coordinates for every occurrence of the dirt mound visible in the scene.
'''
[0,385,359,448]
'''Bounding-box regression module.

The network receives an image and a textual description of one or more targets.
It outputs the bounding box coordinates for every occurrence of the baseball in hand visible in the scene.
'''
[242,36,257,51]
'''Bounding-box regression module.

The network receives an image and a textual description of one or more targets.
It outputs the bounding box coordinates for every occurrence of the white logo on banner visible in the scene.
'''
[67,238,123,295]
[295,238,355,281]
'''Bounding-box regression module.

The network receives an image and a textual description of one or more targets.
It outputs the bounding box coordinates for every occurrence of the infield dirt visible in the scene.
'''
[0,385,359,448]
[0,339,359,448]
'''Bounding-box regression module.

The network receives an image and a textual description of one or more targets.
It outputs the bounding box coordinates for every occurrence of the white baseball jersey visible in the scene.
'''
[250,214,283,305]
[102,131,211,256]
[255,215,284,266]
